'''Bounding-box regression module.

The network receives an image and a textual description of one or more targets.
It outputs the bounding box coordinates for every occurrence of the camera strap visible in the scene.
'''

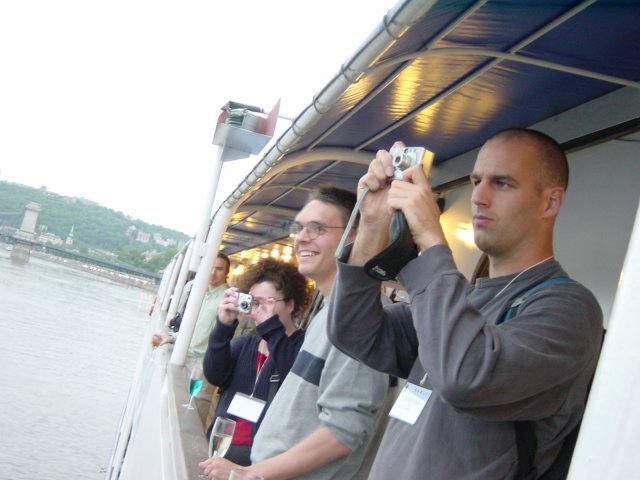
[363,210,418,281]
[335,186,419,281]
[335,186,368,260]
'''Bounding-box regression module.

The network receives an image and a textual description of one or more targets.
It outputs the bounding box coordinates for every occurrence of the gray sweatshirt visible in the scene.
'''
[328,245,602,480]
[251,303,388,479]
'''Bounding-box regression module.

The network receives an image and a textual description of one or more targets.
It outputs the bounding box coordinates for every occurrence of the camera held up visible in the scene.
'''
[390,146,434,180]
[236,292,253,314]
[363,146,435,281]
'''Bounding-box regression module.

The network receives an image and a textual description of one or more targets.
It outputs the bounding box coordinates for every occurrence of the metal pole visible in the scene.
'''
[160,252,183,313]
[170,206,233,366]
[189,146,225,272]
[165,241,195,323]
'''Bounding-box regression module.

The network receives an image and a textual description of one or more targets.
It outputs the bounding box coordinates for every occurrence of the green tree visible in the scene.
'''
[0,181,189,275]
[146,248,178,272]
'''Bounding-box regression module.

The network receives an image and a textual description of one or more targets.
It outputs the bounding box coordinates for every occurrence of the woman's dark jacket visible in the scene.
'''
[202,315,304,442]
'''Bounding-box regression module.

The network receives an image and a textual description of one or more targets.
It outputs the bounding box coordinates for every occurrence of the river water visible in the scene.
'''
[0,247,155,480]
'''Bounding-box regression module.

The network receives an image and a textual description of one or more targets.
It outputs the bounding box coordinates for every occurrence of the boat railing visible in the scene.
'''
[106,329,209,479]
[162,360,210,479]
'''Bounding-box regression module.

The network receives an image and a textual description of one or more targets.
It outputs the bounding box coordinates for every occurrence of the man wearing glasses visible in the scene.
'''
[200,187,388,479]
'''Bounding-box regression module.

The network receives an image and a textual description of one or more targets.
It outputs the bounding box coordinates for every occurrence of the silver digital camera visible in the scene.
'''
[390,146,434,180]
[236,292,253,314]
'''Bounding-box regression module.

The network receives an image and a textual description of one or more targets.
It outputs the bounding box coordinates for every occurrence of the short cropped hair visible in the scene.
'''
[236,258,314,319]
[307,186,358,227]
[488,128,569,190]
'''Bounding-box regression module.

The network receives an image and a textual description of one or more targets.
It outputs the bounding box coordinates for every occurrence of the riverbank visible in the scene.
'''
[2,241,158,291]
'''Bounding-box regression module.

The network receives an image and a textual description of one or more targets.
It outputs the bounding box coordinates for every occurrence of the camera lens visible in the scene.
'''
[240,301,249,309]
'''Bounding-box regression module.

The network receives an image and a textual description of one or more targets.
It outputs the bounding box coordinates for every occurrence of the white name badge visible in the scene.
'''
[389,382,432,425]
[227,392,266,423]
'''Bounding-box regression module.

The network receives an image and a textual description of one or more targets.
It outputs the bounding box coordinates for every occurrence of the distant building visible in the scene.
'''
[11,201,41,265]
[38,232,64,246]
[152,233,164,246]
[152,233,178,247]
[13,202,41,241]
[136,230,150,243]
[65,225,75,246]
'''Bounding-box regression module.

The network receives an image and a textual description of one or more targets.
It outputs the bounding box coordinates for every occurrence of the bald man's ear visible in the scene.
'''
[542,187,565,218]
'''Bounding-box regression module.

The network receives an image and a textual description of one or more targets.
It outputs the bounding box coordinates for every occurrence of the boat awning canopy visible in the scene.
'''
[217,0,640,256]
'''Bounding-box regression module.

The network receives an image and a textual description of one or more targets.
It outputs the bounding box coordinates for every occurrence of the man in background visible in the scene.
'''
[152,252,230,423]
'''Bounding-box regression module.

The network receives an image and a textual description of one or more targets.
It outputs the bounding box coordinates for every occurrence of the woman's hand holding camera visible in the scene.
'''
[218,287,241,325]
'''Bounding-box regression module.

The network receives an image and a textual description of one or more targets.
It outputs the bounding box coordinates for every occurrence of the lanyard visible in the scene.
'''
[250,350,270,397]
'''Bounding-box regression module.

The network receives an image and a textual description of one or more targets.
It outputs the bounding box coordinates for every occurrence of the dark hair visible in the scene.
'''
[488,128,569,190]
[307,186,358,227]
[236,258,314,319]
[217,252,231,274]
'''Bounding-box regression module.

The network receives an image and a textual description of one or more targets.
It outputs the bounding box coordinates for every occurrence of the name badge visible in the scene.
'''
[227,392,266,423]
[389,382,432,424]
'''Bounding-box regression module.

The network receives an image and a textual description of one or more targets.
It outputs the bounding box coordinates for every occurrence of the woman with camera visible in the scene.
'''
[202,257,314,466]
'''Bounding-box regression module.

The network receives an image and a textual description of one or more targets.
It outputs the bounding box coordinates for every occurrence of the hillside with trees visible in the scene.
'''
[0,181,190,273]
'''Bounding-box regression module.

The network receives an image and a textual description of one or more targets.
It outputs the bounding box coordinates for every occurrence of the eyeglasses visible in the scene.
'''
[289,221,345,240]
[250,297,289,310]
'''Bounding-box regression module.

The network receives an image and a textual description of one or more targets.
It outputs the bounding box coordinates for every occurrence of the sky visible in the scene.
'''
[0,0,395,234]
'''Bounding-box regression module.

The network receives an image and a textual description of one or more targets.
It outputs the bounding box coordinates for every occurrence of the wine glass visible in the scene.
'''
[196,417,236,479]
[183,365,204,410]
[149,343,157,362]
[208,416,236,458]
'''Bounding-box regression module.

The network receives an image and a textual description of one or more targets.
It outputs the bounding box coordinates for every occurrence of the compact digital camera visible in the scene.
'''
[390,146,434,180]
[362,145,436,281]
[236,292,253,314]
